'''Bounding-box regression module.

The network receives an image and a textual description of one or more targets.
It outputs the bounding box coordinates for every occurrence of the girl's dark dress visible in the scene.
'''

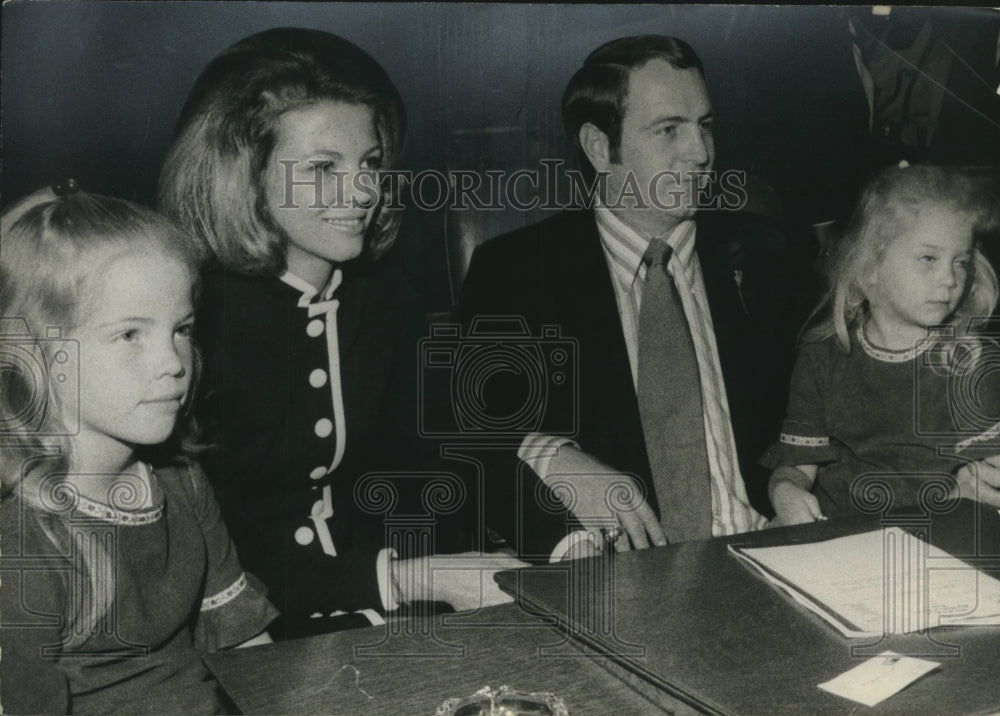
[762,325,1000,517]
[0,461,277,714]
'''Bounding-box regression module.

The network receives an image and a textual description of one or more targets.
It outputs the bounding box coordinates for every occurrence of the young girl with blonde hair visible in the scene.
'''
[764,164,1000,524]
[0,186,276,714]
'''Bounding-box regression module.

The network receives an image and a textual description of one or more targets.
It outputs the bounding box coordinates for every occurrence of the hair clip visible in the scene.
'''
[52,178,80,196]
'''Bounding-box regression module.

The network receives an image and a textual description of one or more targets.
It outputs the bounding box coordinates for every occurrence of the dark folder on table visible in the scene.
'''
[494,547,731,715]
[493,506,1000,716]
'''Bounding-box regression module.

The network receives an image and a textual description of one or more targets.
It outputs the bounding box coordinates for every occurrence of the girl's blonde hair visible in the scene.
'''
[805,164,999,351]
[1,187,202,647]
[157,27,406,275]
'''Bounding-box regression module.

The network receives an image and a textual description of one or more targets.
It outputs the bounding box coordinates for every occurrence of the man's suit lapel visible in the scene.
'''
[695,213,740,327]
[545,211,621,344]
[544,210,653,499]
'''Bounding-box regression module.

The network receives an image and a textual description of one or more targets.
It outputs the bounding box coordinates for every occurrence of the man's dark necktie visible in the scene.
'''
[637,239,713,542]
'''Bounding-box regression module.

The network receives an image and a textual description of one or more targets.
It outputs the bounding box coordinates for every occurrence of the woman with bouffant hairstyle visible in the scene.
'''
[158,26,405,274]
[159,27,523,639]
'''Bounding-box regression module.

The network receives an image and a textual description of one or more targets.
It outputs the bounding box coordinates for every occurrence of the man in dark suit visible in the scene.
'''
[458,35,799,560]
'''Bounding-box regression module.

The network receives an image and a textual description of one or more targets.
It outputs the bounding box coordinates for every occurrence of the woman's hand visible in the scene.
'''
[953,457,1000,508]
[769,465,823,527]
[392,553,529,612]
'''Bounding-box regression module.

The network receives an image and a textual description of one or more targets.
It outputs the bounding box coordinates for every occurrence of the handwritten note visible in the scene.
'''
[819,651,940,706]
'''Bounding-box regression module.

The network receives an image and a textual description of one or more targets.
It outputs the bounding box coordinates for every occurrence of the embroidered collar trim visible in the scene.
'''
[72,464,163,525]
[856,323,936,363]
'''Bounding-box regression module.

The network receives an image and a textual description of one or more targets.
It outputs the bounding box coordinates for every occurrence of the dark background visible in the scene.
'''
[2,3,998,311]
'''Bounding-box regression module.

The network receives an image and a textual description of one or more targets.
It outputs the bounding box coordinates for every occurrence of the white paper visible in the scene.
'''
[729,528,1000,637]
[818,651,940,707]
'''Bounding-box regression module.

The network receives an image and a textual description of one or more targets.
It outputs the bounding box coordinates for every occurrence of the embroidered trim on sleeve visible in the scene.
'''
[201,573,247,612]
[956,421,1000,453]
[779,433,830,447]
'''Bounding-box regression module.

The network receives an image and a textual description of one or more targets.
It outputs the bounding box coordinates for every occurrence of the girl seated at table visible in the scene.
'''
[0,186,277,714]
[158,27,525,639]
[764,164,1000,524]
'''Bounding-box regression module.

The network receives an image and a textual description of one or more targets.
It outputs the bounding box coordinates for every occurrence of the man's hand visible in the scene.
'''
[547,445,667,551]
[953,457,1000,508]
[768,465,823,527]
[392,553,529,612]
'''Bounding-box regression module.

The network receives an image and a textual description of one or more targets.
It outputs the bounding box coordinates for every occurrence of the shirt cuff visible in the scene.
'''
[377,547,400,611]
[548,530,598,563]
[519,432,578,482]
[355,608,385,626]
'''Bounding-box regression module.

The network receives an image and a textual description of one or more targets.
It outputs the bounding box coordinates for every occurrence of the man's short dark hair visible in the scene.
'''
[562,35,704,165]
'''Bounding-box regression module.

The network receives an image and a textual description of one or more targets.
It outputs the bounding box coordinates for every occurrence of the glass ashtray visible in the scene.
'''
[435,685,569,715]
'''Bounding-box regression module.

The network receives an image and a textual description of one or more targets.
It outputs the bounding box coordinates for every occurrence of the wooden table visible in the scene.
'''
[497,499,1000,715]
[206,501,1000,714]
[205,601,665,714]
